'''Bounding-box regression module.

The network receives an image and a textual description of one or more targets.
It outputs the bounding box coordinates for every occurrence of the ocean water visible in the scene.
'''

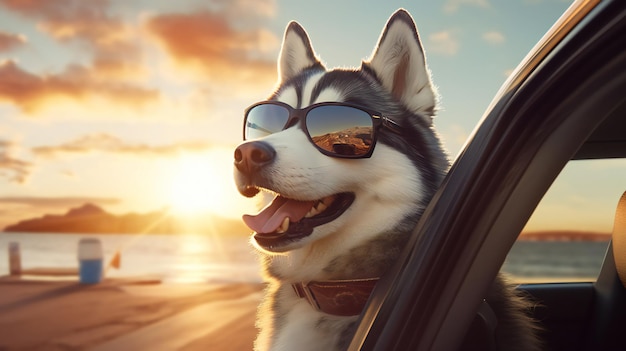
[0,233,611,284]
[503,240,610,281]
[0,232,262,284]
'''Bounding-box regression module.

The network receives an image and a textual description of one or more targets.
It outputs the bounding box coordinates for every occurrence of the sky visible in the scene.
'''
[3,0,615,232]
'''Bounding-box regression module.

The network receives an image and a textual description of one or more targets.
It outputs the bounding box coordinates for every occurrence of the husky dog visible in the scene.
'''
[234,9,540,351]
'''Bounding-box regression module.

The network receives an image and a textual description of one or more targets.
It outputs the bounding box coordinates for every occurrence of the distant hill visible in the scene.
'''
[519,230,611,242]
[3,203,252,236]
[6,205,610,241]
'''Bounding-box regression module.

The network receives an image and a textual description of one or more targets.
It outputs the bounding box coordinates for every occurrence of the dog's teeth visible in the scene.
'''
[277,217,289,233]
[304,199,329,218]
[305,206,318,218]
[316,202,327,212]
[304,202,322,218]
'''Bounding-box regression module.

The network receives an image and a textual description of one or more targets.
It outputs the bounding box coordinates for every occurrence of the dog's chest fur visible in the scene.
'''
[256,230,415,350]
[256,283,359,351]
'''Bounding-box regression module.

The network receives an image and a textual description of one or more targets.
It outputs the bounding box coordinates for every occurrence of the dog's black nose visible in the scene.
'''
[234,141,276,175]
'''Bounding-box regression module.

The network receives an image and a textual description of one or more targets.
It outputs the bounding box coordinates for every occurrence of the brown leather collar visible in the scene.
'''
[292,278,379,316]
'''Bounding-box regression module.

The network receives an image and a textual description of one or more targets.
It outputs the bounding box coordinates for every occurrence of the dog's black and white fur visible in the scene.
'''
[234,9,540,351]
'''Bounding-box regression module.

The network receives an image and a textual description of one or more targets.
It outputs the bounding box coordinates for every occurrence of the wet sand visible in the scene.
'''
[0,276,263,350]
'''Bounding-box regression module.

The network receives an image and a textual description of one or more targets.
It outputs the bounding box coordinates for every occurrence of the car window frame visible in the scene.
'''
[350,1,626,350]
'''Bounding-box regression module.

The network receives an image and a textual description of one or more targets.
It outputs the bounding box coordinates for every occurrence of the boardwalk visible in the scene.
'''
[93,291,261,351]
[0,277,263,350]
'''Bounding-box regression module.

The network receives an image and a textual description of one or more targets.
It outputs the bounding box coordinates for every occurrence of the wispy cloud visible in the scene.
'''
[144,9,279,84]
[482,31,505,45]
[32,133,214,158]
[207,0,277,20]
[0,0,143,79]
[0,0,160,113]
[0,0,279,114]
[427,30,459,56]
[0,60,159,113]
[444,0,490,13]
[0,31,26,52]
[0,0,131,48]
[0,139,32,183]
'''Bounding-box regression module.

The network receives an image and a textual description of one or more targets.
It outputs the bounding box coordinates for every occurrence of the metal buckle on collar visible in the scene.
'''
[292,282,322,311]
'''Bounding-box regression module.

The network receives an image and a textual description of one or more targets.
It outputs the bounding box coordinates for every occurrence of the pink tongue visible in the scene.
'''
[242,196,315,234]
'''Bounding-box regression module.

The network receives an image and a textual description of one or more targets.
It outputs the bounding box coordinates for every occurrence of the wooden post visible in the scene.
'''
[9,242,21,275]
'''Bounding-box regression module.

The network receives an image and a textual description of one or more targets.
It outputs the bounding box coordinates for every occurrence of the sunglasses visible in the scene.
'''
[243,101,402,158]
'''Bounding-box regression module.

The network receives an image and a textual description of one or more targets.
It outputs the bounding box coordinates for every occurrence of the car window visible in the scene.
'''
[502,158,626,283]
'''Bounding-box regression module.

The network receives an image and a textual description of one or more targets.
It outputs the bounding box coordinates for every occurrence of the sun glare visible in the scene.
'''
[168,149,247,217]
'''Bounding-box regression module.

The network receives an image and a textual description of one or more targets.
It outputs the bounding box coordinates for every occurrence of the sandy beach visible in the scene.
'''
[0,276,264,351]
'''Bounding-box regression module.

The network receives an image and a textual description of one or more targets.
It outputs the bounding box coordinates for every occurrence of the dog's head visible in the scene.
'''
[234,10,448,256]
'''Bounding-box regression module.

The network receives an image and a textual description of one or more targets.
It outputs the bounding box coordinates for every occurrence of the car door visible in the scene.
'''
[349,0,626,350]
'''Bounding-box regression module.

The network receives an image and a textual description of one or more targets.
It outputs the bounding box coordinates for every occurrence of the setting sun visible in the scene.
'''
[168,149,250,217]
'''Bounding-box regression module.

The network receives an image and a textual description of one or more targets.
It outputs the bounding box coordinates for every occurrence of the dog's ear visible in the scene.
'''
[365,9,438,118]
[278,21,324,82]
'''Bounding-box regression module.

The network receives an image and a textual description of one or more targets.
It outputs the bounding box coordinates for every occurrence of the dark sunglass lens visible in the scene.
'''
[245,104,290,140]
[306,106,374,156]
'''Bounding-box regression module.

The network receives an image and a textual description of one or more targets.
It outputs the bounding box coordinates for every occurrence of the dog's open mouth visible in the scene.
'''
[243,192,355,249]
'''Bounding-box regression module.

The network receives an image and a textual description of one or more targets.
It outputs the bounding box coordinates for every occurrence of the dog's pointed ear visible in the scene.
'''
[365,9,438,118]
[278,21,324,82]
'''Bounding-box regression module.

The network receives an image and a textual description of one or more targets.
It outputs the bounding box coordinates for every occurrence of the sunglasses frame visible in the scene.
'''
[243,101,402,159]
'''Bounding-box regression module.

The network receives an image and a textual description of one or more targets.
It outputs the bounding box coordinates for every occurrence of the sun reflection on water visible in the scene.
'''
[170,233,229,284]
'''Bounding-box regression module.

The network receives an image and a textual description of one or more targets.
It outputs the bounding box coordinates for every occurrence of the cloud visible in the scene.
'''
[444,0,490,13]
[482,31,505,45]
[144,9,279,85]
[0,0,279,113]
[32,133,214,158]
[25,0,145,80]
[0,0,158,112]
[0,0,126,47]
[208,0,277,20]
[0,139,32,183]
[0,0,138,64]
[427,31,459,56]
[0,60,159,113]
[0,31,26,52]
